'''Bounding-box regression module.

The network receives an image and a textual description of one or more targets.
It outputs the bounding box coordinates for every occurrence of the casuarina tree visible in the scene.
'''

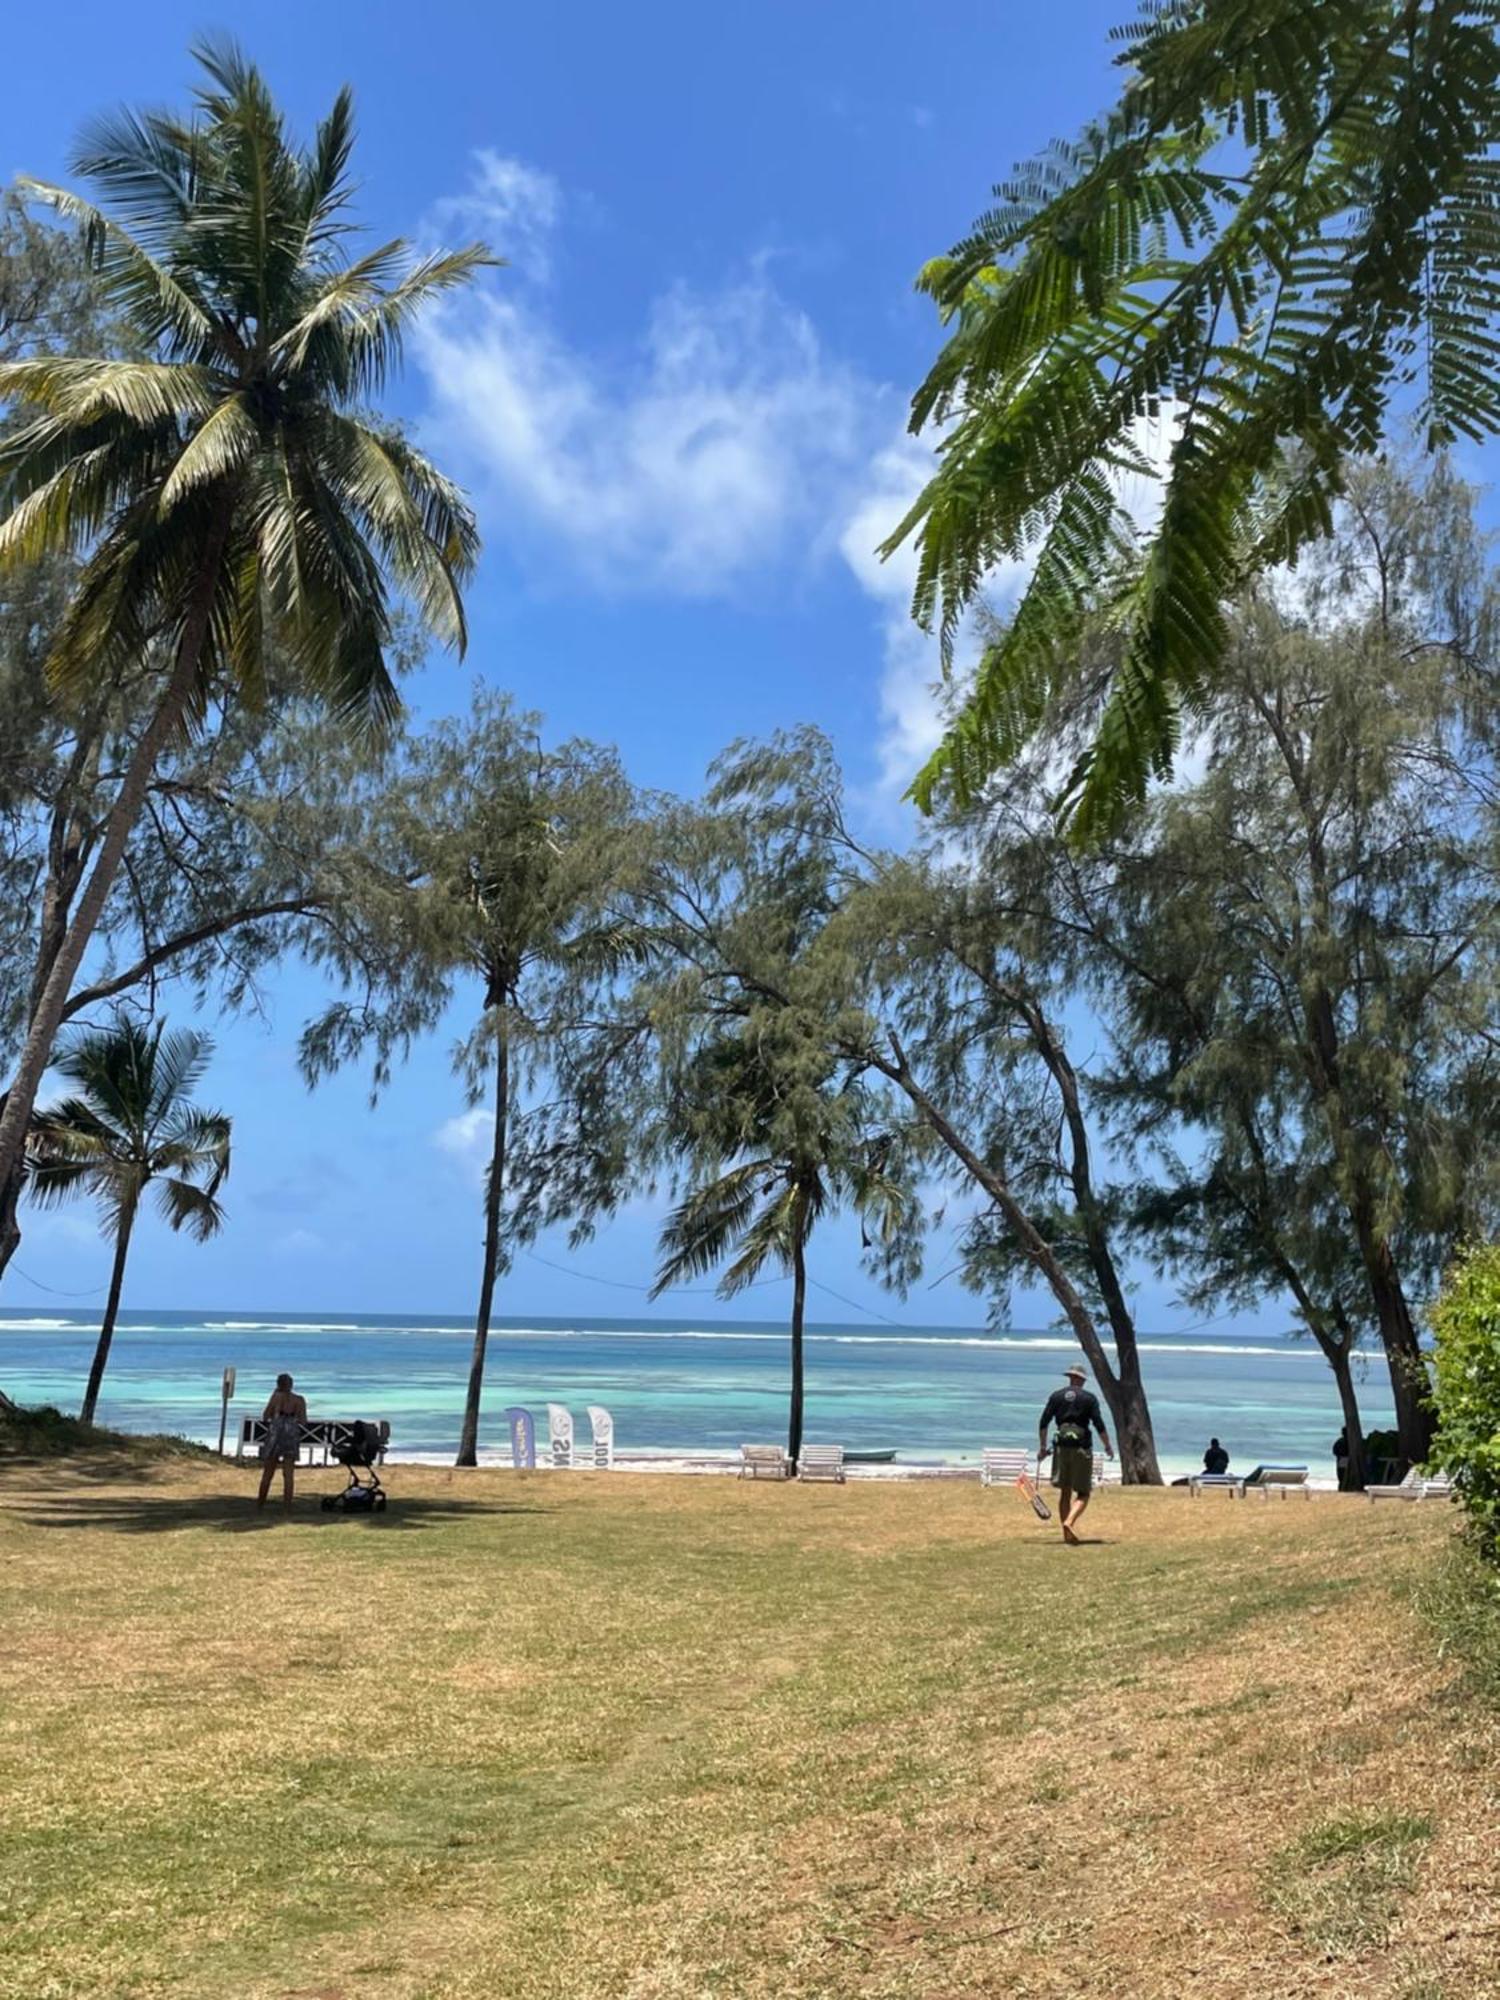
[0,42,490,1221]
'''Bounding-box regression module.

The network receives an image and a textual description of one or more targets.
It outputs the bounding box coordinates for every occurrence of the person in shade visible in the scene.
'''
[1203,1438,1230,1475]
[256,1372,307,1513]
[1038,1363,1115,1544]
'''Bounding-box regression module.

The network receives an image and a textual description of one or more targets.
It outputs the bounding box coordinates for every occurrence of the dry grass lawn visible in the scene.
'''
[1,1449,1496,2000]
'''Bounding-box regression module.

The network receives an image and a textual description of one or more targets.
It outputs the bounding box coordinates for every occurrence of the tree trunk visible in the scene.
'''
[1350,1209,1433,1466]
[0,1158,20,1285]
[0,508,233,1209]
[1024,1006,1160,1480]
[79,1201,135,1427]
[875,1037,1162,1482]
[456,1015,510,1467]
[1328,1345,1368,1491]
[788,1197,807,1467]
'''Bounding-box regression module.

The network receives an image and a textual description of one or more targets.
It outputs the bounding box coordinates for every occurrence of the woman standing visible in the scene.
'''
[256,1373,307,1512]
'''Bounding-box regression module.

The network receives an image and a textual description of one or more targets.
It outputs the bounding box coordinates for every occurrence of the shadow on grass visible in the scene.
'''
[3,1493,551,1535]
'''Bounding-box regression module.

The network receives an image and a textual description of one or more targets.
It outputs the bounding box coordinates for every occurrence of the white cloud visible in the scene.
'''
[434,1107,491,1182]
[274,1227,324,1256]
[415,156,885,596]
[839,431,1028,803]
[430,151,564,283]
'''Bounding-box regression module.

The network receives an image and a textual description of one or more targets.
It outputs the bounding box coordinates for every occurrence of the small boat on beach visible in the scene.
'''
[843,1448,898,1464]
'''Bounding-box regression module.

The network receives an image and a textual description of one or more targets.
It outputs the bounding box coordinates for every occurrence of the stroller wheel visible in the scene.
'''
[373,1492,387,1512]
[321,1496,336,1511]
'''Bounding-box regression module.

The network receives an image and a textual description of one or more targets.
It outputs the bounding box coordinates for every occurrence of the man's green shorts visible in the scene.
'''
[1055,1444,1093,1496]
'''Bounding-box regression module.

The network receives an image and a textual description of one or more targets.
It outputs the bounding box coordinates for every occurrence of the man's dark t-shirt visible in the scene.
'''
[1040,1387,1106,1445]
[1204,1445,1229,1474]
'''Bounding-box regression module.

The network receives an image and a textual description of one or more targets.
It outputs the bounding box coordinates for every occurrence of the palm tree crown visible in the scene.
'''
[0,38,492,724]
[28,1017,230,1240]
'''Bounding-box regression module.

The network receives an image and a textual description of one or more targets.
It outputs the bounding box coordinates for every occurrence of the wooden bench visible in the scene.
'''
[235,1418,390,1465]
[739,1444,790,1481]
[797,1444,845,1484]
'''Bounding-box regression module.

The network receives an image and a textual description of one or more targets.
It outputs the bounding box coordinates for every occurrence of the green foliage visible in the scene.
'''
[0,42,491,726]
[1430,1243,1500,1548]
[1414,1538,1500,1702]
[0,1401,209,1460]
[892,1,1500,834]
[28,1016,231,1244]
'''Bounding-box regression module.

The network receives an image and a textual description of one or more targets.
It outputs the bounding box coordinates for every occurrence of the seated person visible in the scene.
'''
[1202,1437,1230,1476]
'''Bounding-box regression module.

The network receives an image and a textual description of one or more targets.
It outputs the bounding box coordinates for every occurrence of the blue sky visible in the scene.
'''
[4,2,1275,1332]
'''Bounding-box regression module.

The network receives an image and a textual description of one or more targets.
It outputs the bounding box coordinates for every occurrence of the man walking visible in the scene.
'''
[1039,1363,1114,1543]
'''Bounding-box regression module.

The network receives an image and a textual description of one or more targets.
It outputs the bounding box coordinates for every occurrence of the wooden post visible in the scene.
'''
[218,1366,236,1456]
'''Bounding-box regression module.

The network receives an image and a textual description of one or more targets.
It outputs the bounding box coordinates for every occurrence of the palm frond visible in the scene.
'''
[15,176,218,356]
[156,1175,227,1242]
[650,1158,776,1295]
[720,1181,804,1295]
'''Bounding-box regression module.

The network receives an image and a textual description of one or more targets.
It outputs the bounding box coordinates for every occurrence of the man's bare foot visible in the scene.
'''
[1062,1523,1079,1544]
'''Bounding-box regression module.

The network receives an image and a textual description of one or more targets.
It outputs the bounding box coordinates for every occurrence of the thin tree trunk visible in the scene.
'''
[80,1201,135,1427]
[1329,1345,1368,1491]
[456,1014,510,1467]
[0,509,233,1208]
[874,1035,1161,1483]
[788,1195,807,1467]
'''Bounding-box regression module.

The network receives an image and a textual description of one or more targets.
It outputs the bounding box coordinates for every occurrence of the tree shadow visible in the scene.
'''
[3,1493,551,1535]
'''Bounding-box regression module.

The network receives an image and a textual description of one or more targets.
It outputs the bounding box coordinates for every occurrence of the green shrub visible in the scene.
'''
[1414,1540,1500,1707]
[1429,1243,1500,1550]
[0,1403,209,1462]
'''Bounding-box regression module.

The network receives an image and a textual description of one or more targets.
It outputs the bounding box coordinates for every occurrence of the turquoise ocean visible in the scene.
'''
[0,1308,1396,1480]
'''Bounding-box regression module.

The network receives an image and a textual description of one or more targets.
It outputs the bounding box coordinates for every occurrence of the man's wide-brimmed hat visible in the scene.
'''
[1064,1364,1086,1381]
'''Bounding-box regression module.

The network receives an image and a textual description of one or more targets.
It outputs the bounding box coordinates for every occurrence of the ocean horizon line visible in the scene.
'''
[0,1303,1280,1346]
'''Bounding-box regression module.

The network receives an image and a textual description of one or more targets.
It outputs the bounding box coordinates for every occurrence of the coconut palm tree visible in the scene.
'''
[650,1033,910,1466]
[27,1017,230,1425]
[0,40,491,1210]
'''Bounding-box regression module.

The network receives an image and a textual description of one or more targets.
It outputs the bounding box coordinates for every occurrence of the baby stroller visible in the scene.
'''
[321,1419,388,1513]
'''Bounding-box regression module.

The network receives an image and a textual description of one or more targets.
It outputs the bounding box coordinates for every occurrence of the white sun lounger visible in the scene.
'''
[1187,1472,1244,1496]
[545,1403,575,1469]
[1366,1469,1453,1502]
[797,1444,845,1484]
[1189,1465,1310,1498]
[1249,1465,1311,1498]
[981,1447,1032,1487]
[584,1404,614,1469]
[739,1444,790,1481]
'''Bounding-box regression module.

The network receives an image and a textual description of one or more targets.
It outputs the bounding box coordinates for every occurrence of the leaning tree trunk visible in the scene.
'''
[79,1201,136,1427]
[1018,1000,1162,1482]
[0,510,232,1210]
[876,1038,1162,1482]
[1352,1215,1434,1467]
[788,1199,808,1468]
[456,1014,510,1468]
[0,1159,20,1286]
